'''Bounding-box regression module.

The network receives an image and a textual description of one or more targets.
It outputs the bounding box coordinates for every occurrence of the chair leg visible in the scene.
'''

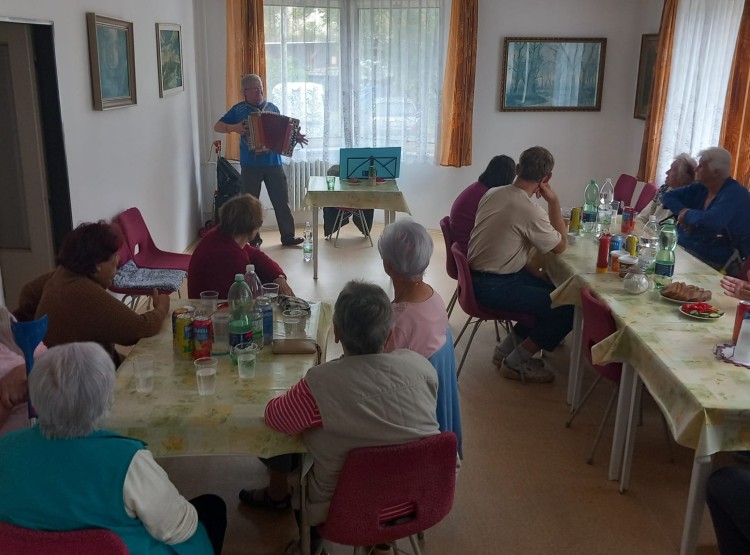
[587,385,619,465]
[493,320,501,342]
[457,320,483,379]
[566,375,603,428]
[660,413,675,463]
[333,210,346,247]
[408,535,423,555]
[357,210,374,247]
[446,288,458,317]
[453,315,474,347]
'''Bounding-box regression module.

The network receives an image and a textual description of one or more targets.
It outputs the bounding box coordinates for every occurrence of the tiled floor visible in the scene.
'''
[159,222,724,554]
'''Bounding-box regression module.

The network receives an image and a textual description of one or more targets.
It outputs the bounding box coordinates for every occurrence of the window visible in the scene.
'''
[264,0,444,165]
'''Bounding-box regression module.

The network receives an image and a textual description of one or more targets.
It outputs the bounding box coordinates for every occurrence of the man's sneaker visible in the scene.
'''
[492,346,545,369]
[499,358,554,383]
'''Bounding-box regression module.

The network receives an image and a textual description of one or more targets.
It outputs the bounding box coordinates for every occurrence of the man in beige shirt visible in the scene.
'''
[468,146,573,383]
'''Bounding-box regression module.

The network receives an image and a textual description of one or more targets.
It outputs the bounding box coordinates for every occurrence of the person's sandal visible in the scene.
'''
[238,487,291,511]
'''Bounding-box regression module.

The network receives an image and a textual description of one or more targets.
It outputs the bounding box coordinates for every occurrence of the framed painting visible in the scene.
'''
[86,13,137,110]
[634,34,659,120]
[500,37,607,112]
[156,23,184,97]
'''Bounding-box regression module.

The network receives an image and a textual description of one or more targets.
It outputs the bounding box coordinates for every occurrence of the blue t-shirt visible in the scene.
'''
[219,100,283,167]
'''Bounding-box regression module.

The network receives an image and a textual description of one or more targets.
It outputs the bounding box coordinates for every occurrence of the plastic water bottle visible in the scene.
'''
[303,221,313,262]
[582,179,599,234]
[250,302,264,349]
[227,274,253,348]
[638,215,659,280]
[244,264,262,299]
[256,295,274,345]
[597,192,613,235]
[654,219,677,289]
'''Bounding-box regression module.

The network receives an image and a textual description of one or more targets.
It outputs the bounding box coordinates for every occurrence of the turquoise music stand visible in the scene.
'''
[11,315,48,420]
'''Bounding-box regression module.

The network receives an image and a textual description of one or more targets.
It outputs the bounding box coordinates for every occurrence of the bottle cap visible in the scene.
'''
[235,274,244,280]
[246,264,255,272]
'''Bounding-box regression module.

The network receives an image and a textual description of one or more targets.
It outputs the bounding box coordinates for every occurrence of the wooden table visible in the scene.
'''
[304,176,411,279]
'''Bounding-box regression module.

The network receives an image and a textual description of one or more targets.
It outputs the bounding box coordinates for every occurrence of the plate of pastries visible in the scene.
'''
[659,281,712,303]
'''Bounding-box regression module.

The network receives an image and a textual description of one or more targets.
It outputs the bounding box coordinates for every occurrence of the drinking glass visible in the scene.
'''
[194,357,218,396]
[610,200,621,227]
[134,354,154,394]
[233,342,259,378]
[282,309,303,338]
[261,283,280,304]
[326,176,336,190]
[199,290,219,316]
[210,312,231,355]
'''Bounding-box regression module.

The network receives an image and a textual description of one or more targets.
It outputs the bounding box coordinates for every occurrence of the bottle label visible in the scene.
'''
[653,261,674,278]
[582,211,596,223]
[229,329,253,348]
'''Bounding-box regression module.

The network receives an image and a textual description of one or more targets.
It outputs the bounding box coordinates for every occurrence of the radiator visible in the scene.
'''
[285,160,329,211]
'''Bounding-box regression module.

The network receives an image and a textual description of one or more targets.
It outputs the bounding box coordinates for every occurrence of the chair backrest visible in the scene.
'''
[111,223,134,268]
[580,287,621,383]
[613,174,638,208]
[427,328,463,459]
[319,432,457,546]
[634,182,658,213]
[115,207,155,258]
[0,522,129,555]
[439,216,458,281]
[451,242,495,320]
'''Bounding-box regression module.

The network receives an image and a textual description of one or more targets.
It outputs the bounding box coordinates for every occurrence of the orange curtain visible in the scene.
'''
[637,0,678,183]
[720,1,750,187]
[438,0,478,167]
[225,0,267,161]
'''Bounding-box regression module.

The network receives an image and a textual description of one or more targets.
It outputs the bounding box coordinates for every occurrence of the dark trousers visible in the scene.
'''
[190,494,227,555]
[472,268,573,352]
[707,466,750,555]
[240,165,296,241]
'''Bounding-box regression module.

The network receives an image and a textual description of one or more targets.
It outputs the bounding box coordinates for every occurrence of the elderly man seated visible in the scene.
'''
[662,147,750,275]
[637,153,697,225]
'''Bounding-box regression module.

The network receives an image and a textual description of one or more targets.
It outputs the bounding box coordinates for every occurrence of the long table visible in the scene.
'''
[304,176,411,279]
[542,230,748,555]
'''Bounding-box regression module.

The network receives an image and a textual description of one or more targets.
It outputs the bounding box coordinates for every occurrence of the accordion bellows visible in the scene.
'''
[245,111,300,157]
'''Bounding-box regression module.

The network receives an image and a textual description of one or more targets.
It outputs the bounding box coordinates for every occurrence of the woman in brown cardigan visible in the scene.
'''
[14,222,169,365]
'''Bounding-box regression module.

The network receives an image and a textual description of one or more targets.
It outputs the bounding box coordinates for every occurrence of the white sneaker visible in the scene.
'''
[499,358,554,383]
[493,346,544,369]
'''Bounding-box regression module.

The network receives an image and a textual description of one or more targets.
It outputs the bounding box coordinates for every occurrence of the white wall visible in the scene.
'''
[1,0,202,252]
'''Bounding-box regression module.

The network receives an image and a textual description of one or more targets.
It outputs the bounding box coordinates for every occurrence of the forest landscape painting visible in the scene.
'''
[156,23,184,97]
[500,37,606,112]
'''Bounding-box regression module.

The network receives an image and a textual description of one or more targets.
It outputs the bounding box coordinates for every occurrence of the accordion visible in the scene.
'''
[244,111,300,157]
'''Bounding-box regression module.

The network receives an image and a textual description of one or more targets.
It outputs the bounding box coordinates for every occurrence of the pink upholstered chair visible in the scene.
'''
[451,243,537,381]
[115,208,191,271]
[613,174,638,209]
[0,521,129,554]
[439,216,458,317]
[313,432,457,555]
[634,182,658,213]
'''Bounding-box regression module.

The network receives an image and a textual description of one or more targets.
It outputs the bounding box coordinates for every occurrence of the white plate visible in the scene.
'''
[679,305,724,320]
[660,293,688,304]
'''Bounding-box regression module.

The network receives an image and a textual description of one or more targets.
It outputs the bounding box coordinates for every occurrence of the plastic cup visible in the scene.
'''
[194,357,218,396]
[200,291,219,316]
[283,309,303,337]
[210,312,231,355]
[262,283,280,303]
[233,342,259,378]
[326,176,336,190]
[134,354,154,394]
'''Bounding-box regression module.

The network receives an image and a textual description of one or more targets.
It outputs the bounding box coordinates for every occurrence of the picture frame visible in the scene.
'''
[634,34,659,120]
[500,37,606,112]
[86,13,137,110]
[156,23,184,97]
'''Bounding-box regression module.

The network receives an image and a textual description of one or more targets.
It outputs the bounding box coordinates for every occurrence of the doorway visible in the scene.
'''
[0,20,71,308]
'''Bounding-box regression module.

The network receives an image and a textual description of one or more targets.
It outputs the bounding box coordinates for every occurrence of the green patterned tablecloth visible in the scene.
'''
[304,176,411,214]
[104,300,332,457]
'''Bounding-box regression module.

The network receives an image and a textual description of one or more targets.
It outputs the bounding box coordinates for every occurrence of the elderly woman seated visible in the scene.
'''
[637,153,696,225]
[188,194,294,298]
[14,222,169,365]
[377,219,462,457]
[0,342,227,554]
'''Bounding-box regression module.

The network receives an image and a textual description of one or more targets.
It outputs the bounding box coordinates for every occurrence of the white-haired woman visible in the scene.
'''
[637,153,697,224]
[0,342,227,554]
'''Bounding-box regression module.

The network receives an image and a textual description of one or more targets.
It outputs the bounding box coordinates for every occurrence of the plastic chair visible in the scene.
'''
[313,432,457,555]
[613,174,637,209]
[634,182,658,213]
[451,243,537,381]
[0,521,129,554]
[115,208,191,271]
[439,216,458,317]
[427,328,463,459]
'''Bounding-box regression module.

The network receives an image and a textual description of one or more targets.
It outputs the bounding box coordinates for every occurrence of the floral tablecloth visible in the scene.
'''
[104,300,332,457]
[304,176,411,214]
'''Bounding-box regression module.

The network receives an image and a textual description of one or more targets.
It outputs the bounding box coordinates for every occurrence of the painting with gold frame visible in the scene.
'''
[86,13,137,110]
[634,34,659,120]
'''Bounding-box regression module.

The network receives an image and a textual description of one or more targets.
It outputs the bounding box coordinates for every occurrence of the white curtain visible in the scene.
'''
[656,0,744,181]
[263,0,445,166]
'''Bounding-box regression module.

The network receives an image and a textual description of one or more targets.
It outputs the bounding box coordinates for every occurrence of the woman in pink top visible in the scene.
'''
[379,219,448,358]
[449,154,515,251]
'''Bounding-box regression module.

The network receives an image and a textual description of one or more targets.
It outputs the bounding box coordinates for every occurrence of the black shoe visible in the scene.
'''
[250,236,262,248]
[281,237,304,246]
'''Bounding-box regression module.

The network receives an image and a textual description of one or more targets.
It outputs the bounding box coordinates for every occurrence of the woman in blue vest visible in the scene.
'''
[0,342,227,554]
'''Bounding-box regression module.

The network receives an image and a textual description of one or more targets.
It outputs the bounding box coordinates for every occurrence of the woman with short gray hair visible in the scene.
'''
[0,342,227,554]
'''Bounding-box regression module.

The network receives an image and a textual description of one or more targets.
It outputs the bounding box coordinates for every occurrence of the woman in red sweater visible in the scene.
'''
[188,194,294,298]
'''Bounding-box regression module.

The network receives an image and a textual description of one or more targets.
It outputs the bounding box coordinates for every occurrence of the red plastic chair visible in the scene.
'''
[314,432,457,554]
[115,208,191,271]
[634,182,658,213]
[439,216,458,317]
[0,521,129,554]
[451,243,537,381]
[613,174,637,209]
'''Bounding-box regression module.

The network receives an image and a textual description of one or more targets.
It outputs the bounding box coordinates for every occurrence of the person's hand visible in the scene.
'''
[275,276,295,297]
[234,121,249,135]
[0,364,28,410]
[536,180,559,205]
[150,289,171,314]
[721,276,750,301]
[296,131,308,147]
